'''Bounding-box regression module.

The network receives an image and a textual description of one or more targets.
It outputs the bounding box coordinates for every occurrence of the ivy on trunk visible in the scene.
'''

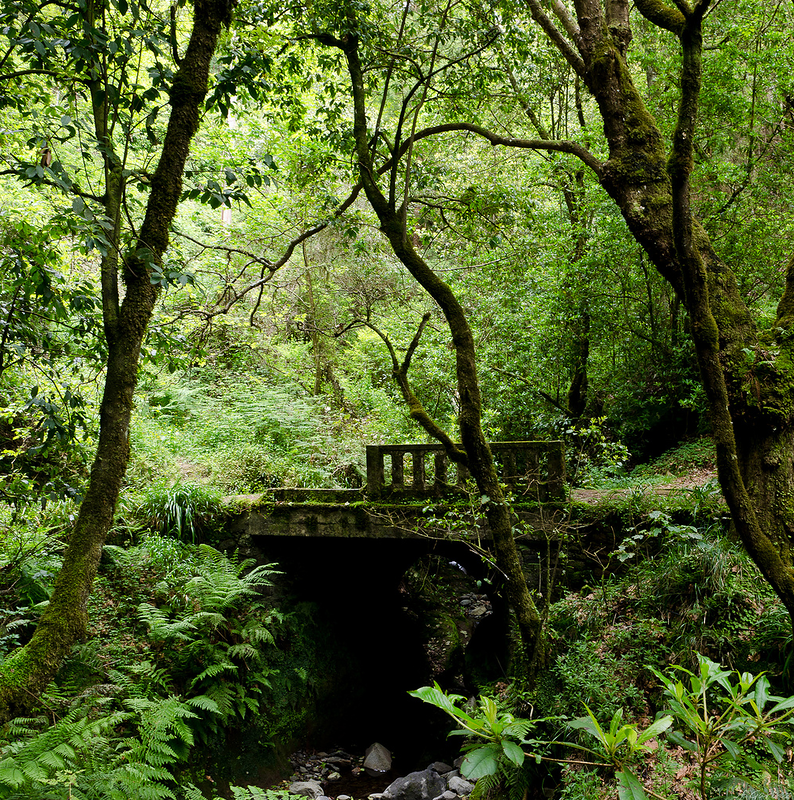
[526,0,794,628]
[0,0,235,722]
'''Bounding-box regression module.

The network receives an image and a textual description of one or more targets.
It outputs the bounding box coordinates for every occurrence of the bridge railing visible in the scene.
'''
[365,441,565,501]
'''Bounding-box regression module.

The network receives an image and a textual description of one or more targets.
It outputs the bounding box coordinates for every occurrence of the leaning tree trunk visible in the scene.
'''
[338,35,546,681]
[0,0,235,722]
[532,0,794,623]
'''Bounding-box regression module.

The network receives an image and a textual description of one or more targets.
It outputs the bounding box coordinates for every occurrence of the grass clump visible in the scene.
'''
[136,481,223,542]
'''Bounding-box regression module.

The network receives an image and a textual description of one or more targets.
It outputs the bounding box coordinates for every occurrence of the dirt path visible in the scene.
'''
[571,468,718,505]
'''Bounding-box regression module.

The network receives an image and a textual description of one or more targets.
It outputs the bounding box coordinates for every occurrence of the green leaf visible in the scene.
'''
[766,739,785,763]
[568,713,601,739]
[637,715,673,745]
[616,769,648,800]
[721,738,744,760]
[461,744,500,779]
[769,695,794,712]
[408,685,478,730]
[501,740,525,767]
[667,730,698,752]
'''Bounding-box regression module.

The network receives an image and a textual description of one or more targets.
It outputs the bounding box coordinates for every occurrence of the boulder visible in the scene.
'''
[447,775,474,796]
[364,742,392,777]
[288,780,324,799]
[383,768,446,800]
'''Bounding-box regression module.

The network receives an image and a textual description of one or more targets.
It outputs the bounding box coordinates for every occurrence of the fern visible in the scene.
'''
[188,660,237,688]
[185,695,220,714]
[226,643,260,662]
[137,604,197,641]
[471,771,501,800]
[0,542,285,799]
[229,787,304,800]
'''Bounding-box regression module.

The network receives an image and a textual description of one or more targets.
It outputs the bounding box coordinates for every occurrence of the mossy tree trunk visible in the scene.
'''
[527,0,794,623]
[325,32,547,682]
[0,0,235,722]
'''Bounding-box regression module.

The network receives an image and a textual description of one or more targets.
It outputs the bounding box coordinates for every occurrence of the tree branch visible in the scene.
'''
[364,314,467,466]
[0,68,59,81]
[524,0,587,75]
[633,0,686,33]
[401,122,604,176]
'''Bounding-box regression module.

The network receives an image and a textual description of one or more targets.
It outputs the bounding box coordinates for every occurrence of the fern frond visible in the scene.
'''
[186,695,220,714]
[0,758,26,788]
[242,563,279,588]
[138,604,197,641]
[202,683,235,718]
[20,759,49,781]
[244,624,275,646]
[186,610,226,629]
[227,643,259,661]
[471,771,500,800]
[189,660,237,687]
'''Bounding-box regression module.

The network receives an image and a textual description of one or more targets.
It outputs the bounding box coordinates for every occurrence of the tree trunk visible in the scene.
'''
[339,35,546,681]
[532,0,794,624]
[0,0,235,722]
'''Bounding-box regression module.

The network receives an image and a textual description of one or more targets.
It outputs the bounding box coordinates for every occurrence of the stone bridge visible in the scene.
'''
[224,440,565,543]
[212,441,599,753]
[219,440,576,593]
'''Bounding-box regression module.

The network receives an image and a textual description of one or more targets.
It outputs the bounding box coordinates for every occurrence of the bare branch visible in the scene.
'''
[524,0,586,76]
[549,0,582,45]
[489,366,569,415]
[402,122,604,176]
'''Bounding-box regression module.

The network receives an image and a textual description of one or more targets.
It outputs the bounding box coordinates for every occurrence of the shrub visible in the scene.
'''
[136,482,222,542]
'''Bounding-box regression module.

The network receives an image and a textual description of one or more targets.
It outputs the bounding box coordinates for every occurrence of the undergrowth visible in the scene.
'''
[128,371,388,496]
[527,513,794,799]
[0,534,326,799]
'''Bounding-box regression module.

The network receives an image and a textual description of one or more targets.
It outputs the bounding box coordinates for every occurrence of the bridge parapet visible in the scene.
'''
[366,441,565,500]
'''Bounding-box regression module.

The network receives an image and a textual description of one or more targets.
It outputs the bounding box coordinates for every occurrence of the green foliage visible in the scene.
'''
[568,707,673,800]
[565,417,631,488]
[415,656,794,800]
[0,695,201,799]
[556,767,606,800]
[549,513,787,696]
[409,683,537,800]
[650,654,794,799]
[229,789,304,800]
[0,219,100,509]
[642,438,716,475]
[0,538,289,799]
[136,483,223,542]
[111,542,280,734]
[130,374,371,493]
[551,640,645,722]
[0,511,72,656]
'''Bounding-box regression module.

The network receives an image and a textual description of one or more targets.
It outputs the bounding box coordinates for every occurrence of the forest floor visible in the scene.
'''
[571,467,718,505]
